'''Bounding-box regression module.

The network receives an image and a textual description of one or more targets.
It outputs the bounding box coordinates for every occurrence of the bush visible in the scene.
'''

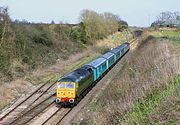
[0,54,10,72]
[70,22,89,44]
[80,10,126,43]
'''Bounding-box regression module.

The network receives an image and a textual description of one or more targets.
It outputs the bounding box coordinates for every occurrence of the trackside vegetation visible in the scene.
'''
[0,7,128,82]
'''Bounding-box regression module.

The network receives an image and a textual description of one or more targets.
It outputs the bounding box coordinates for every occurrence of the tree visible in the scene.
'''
[173,12,180,20]
[51,20,55,24]
[157,11,172,22]
[177,16,180,20]
[79,9,124,43]
[0,6,11,72]
[0,6,10,45]
[157,11,180,22]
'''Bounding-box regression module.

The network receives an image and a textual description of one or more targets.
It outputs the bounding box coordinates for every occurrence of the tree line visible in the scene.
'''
[157,11,180,22]
[151,11,180,27]
[70,10,127,44]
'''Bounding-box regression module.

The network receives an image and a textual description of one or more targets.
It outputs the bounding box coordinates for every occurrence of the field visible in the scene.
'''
[150,28,180,44]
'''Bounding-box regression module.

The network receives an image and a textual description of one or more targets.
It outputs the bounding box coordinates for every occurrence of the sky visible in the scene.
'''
[0,0,179,27]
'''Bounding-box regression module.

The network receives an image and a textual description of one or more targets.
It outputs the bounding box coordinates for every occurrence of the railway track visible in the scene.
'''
[0,81,56,125]
[9,95,56,125]
[55,108,72,125]
[31,107,72,125]
[129,38,137,44]
[129,38,137,49]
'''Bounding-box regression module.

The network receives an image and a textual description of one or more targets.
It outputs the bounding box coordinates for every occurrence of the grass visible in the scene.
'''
[39,53,100,84]
[125,76,180,125]
[150,29,180,44]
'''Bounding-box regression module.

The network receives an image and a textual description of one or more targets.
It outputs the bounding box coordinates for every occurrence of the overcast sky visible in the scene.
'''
[0,0,179,27]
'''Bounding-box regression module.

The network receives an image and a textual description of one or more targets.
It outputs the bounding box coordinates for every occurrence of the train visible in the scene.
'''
[55,42,130,107]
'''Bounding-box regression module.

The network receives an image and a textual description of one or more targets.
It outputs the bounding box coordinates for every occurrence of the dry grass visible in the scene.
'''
[95,30,133,51]
[74,33,180,125]
[0,80,31,110]
[27,46,99,84]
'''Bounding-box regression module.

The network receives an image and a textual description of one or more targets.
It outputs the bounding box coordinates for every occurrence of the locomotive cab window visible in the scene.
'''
[87,68,93,73]
[58,83,65,88]
[66,83,74,89]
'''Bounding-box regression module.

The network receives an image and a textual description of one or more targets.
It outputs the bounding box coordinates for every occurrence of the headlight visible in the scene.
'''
[55,98,61,103]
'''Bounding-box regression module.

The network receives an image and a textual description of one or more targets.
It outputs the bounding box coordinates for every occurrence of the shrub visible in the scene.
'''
[80,10,126,43]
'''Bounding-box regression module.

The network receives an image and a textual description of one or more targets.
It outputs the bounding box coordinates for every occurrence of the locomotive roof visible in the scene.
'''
[110,48,120,54]
[85,57,106,68]
[100,52,115,60]
[59,68,90,82]
[116,42,129,50]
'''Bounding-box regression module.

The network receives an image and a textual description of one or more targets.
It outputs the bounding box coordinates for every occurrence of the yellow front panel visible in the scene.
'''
[56,82,76,99]
[56,89,75,98]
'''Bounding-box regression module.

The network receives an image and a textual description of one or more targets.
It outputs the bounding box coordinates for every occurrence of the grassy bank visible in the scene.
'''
[124,76,180,124]
[38,53,100,84]
[0,23,83,82]
[73,29,180,125]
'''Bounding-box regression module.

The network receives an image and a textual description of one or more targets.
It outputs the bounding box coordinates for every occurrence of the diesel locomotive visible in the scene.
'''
[55,42,130,106]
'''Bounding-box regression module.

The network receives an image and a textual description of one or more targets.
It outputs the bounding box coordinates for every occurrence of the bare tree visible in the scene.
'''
[173,12,180,20]
[51,20,55,24]
[157,11,180,22]
[157,11,172,22]
[177,16,180,20]
[0,6,10,46]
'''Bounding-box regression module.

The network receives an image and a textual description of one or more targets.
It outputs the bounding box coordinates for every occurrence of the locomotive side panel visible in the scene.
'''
[76,73,94,97]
